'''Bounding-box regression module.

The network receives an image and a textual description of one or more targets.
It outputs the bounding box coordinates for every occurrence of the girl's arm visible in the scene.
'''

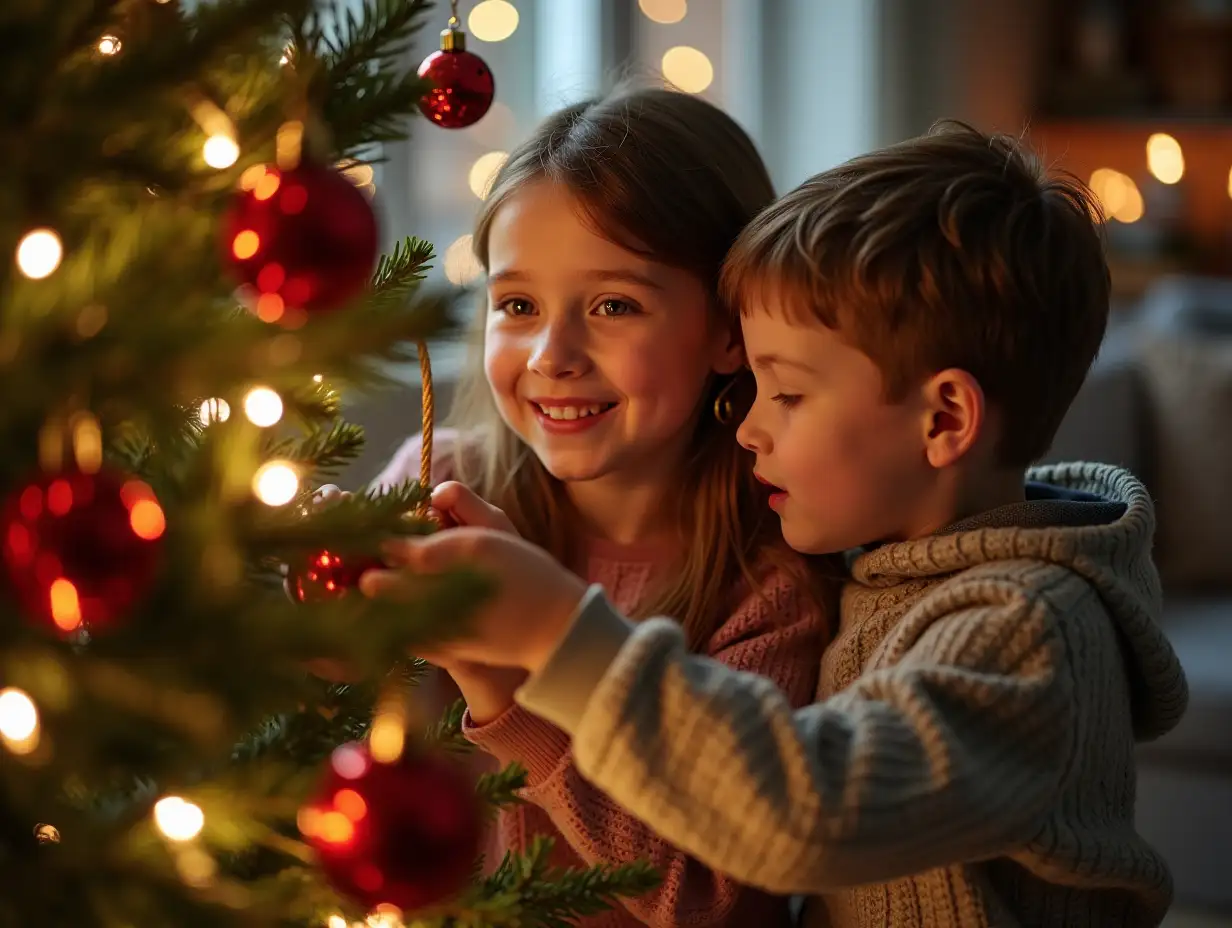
[464,573,827,927]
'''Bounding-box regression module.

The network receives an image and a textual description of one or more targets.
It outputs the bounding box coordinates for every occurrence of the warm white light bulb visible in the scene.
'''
[16,228,63,279]
[468,0,519,41]
[243,387,284,427]
[0,688,38,742]
[203,134,239,169]
[661,46,713,94]
[468,151,508,200]
[153,796,205,842]
[97,35,121,56]
[199,398,231,426]
[1145,133,1184,185]
[253,461,299,506]
[443,234,483,286]
[639,0,687,24]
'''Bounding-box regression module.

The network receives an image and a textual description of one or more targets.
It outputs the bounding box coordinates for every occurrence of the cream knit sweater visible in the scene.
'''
[517,463,1189,927]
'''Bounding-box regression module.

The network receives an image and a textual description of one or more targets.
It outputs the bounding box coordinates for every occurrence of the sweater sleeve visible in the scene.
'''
[469,572,827,927]
[517,575,1079,895]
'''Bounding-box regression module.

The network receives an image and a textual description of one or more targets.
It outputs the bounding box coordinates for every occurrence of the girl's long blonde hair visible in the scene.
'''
[449,85,795,647]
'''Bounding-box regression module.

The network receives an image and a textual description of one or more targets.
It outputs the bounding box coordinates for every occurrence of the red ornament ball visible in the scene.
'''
[222,162,378,315]
[288,549,385,603]
[417,48,495,129]
[0,469,165,634]
[301,741,482,913]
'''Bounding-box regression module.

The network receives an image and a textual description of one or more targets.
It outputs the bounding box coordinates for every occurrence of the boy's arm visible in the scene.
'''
[517,584,1078,895]
[464,575,826,927]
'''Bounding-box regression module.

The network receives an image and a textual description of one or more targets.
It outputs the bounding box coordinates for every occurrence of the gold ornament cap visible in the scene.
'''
[440,25,466,52]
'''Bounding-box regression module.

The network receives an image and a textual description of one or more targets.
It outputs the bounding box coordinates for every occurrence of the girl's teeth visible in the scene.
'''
[539,404,606,420]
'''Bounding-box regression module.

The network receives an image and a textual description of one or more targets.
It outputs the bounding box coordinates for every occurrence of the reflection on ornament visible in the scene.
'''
[289,550,384,602]
[301,742,481,913]
[0,469,165,633]
[222,162,378,313]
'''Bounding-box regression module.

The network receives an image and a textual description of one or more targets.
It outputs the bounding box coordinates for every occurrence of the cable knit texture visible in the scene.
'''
[520,462,1189,928]
[376,429,831,928]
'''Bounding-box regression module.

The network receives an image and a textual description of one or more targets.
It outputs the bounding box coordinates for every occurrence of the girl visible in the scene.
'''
[371,86,831,928]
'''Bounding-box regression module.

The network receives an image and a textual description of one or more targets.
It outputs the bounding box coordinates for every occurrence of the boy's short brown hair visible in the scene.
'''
[721,121,1110,468]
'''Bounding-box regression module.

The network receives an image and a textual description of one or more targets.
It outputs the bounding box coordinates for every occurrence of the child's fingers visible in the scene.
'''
[431,482,515,533]
[426,505,458,529]
[314,484,344,503]
[357,564,438,601]
[376,531,469,573]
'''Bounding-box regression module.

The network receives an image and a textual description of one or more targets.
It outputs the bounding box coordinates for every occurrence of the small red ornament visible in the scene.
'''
[0,468,165,634]
[301,741,482,913]
[288,549,385,603]
[417,15,495,130]
[222,161,378,314]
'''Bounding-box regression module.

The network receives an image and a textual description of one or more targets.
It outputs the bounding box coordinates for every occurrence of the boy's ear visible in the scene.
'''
[919,368,986,469]
[712,327,746,375]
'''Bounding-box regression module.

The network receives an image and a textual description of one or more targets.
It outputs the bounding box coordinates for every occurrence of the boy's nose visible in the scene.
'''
[736,415,765,453]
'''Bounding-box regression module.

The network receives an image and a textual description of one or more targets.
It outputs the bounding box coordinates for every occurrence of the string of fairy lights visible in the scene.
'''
[1,10,345,874]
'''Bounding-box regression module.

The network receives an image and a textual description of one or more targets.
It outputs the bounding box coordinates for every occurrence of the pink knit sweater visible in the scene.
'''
[376,431,828,928]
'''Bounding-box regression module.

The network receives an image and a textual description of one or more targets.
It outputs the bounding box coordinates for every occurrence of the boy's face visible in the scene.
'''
[737,304,938,554]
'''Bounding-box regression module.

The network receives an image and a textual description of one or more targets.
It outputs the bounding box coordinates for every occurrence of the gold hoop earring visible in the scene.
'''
[713,377,738,425]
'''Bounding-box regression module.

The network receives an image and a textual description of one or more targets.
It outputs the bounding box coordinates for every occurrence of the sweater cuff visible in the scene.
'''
[461,703,572,786]
[516,585,635,736]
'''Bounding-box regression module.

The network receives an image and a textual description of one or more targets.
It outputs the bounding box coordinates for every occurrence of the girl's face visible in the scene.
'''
[483,181,740,488]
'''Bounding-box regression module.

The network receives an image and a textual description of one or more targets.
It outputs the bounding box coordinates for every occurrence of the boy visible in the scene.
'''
[362,123,1189,927]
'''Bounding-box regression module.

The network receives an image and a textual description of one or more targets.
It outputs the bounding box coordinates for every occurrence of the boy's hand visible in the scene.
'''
[359,529,588,673]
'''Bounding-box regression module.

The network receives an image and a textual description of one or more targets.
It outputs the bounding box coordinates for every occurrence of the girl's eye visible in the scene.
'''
[772,393,802,409]
[496,298,534,316]
[594,299,637,317]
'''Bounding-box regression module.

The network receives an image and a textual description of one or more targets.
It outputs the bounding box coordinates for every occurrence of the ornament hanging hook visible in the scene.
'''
[448,0,460,28]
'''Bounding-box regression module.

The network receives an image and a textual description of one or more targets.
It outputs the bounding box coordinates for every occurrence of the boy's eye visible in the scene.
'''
[496,298,534,316]
[771,393,802,409]
[594,299,636,317]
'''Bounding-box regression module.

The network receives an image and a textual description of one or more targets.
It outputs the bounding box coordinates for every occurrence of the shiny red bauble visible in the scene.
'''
[301,741,482,913]
[288,549,385,603]
[417,47,495,129]
[222,161,378,314]
[0,468,165,633]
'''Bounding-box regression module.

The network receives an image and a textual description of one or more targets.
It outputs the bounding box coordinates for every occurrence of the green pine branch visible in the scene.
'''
[0,0,662,923]
[292,0,435,156]
[414,838,663,928]
[425,698,475,754]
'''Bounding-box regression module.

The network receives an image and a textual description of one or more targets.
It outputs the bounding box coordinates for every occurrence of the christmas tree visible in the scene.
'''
[0,1,656,925]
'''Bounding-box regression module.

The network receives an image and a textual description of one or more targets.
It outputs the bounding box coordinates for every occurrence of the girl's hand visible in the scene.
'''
[360,528,588,673]
[430,481,518,535]
[423,484,526,721]
[444,662,529,725]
